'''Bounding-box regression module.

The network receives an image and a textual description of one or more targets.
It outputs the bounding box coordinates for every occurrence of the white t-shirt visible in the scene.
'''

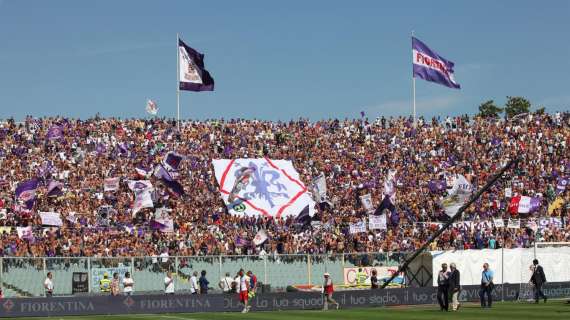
[44,278,54,292]
[123,277,134,293]
[160,252,169,263]
[164,276,174,293]
[220,277,234,292]
[238,276,249,293]
[190,276,198,293]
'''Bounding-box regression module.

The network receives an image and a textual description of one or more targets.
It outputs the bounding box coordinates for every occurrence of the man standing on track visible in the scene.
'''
[322,272,339,311]
[479,263,494,308]
[436,263,449,311]
[530,259,547,303]
[238,269,251,313]
[448,263,461,311]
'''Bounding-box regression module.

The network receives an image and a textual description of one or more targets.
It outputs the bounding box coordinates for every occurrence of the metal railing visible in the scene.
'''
[0,252,404,297]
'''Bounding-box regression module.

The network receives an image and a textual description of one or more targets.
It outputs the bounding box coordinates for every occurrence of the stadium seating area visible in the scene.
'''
[0,112,568,264]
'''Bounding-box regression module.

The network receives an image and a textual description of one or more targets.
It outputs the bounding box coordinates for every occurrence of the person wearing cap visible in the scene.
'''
[322,272,339,311]
[99,272,111,294]
[448,263,461,311]
[356,268,367,287]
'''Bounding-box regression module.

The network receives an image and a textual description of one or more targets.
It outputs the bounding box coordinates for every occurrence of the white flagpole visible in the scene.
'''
[176,33,180,130]
[412,31,416,128]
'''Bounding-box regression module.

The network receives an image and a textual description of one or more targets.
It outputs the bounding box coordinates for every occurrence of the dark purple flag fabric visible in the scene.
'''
[412,37,460,89]
[178,38,215,92]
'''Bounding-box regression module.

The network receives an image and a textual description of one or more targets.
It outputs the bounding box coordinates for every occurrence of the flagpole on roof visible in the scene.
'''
[411,30,416,128]
[176,33,180,130]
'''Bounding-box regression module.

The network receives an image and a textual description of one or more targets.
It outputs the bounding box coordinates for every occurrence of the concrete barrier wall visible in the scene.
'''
[1,282,569,318]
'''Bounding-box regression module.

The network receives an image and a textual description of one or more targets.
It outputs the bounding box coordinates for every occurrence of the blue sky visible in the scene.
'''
[0,0,568,121]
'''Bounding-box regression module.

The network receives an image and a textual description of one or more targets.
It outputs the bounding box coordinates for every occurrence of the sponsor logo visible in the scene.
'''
[3,299,14,312]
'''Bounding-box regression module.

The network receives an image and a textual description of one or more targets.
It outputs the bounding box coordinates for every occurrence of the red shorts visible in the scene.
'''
[239,291,248,302]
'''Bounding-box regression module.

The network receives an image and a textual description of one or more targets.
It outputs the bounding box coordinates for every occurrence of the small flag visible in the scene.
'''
[16,179,39,202]
[374,195,396,217]
[146,99,158,115]
[46,180,64,197]
[253,229,268,246]
[104,177,120,192]
[508,195,541,215]
[132,191,154,216]
[46,125,64,140]
[163,152,184,171]
[127,180,154,194]
[178,38,215,92]
[556,176,568,195]
[412,37,460,89]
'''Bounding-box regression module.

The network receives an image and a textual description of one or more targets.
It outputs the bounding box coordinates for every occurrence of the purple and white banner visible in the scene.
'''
[412,37,460,89]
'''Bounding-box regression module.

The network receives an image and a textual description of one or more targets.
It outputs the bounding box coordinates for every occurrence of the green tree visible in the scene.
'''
[535,106,546,115]
[477,100,503,118]
[504,96,531,118]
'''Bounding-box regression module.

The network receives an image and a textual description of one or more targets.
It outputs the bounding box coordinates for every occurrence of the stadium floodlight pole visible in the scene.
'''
[380,156,520,289]
[411,30,416,128]
[176,33,180,131]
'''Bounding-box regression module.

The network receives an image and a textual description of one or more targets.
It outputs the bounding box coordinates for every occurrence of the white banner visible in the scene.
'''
[507,218,520,229]
[212,158,315,218]
[493,219,505,228]
[505,187,512,198]
[539,217,562,229]
[368,214,387,230]
[39,212,63,227]
[104,177,120,192]
[16,226,33,239]
[360,194,373,213]
[349,221,367,234]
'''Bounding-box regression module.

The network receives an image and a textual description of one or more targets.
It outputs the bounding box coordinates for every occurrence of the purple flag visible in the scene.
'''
[412,37,460,89]
[162,179,185,197]
[15,179,39,202]
[428,180,446,193]
[163,152,183,171]
[46,125,64,140]
[556,176,568,195]
[46,180,64,197]
[178,38,215,92]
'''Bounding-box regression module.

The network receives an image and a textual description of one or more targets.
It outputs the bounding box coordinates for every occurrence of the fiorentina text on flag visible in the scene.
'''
[213,158,315,218]
[178,38,215,92]
[412,37,460,89]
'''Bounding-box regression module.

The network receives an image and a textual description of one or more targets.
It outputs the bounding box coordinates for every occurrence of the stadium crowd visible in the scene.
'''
[0,112,568,258]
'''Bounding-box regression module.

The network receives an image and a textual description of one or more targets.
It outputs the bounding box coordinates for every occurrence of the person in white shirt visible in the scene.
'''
[123,272,134,295]
[190,271,199,294]
[219,272,234,294]
[44,272,54,297]
[164,271,174,295]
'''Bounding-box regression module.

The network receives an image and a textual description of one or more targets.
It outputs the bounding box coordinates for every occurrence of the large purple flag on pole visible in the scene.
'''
[178,38,214,92]
[412,37,460,89]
